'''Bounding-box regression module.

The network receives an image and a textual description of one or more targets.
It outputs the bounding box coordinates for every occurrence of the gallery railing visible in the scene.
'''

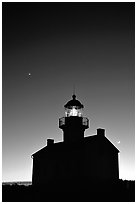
[59,117,89,129]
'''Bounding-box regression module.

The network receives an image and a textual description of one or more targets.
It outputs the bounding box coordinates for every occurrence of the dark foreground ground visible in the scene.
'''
[2,179,135,202]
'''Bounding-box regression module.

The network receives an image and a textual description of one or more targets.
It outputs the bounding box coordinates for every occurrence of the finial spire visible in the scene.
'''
[73,84,75,95]
[72,84,76,100]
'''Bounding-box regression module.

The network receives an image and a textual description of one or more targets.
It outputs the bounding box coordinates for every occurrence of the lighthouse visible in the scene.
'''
[31,94,119,187]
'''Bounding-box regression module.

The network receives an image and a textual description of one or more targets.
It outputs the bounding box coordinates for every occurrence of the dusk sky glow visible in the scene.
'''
[2,2,135,182]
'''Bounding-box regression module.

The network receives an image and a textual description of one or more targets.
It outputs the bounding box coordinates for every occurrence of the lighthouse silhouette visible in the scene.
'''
[31,94,119,189]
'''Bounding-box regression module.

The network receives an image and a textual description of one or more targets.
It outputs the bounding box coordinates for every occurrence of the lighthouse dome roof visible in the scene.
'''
[64,95,84,109]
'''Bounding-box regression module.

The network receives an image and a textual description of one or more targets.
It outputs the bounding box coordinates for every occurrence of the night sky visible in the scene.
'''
[2,2,135,182]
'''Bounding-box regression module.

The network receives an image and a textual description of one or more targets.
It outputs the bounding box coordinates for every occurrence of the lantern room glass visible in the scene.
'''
[65,106,83,117]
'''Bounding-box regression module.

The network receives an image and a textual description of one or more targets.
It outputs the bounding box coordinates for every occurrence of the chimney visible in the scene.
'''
[47,139,54,146]
[97,128,105,136]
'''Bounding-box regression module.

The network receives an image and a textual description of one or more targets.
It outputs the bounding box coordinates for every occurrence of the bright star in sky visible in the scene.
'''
[118,141,120,144]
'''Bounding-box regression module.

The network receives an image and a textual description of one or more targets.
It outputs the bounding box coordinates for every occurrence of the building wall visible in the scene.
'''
[83,143,119,181]
[32,154,58,185]
[32,141,119,185]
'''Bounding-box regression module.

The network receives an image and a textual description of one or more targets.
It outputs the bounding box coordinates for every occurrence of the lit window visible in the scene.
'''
[65,106,83,117]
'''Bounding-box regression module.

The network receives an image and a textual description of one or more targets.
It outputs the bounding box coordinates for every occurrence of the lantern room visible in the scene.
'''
[64,94,84,117]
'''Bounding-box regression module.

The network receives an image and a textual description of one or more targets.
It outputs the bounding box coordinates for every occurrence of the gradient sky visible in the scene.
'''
[2,2,135,182]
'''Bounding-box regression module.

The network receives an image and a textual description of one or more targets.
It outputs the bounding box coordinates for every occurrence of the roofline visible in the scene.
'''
[31,134,119,158]
[83,135,120,153]
[105,137,120,153]
[31,146,47,158]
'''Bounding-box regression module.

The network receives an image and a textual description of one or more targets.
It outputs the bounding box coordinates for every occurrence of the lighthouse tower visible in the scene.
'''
[59,94,89,143]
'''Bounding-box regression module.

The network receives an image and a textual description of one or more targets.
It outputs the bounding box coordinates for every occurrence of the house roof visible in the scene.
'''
[31,134,119,158]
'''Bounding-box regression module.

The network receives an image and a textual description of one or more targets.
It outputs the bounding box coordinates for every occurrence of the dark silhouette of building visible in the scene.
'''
[31,94,119,187]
